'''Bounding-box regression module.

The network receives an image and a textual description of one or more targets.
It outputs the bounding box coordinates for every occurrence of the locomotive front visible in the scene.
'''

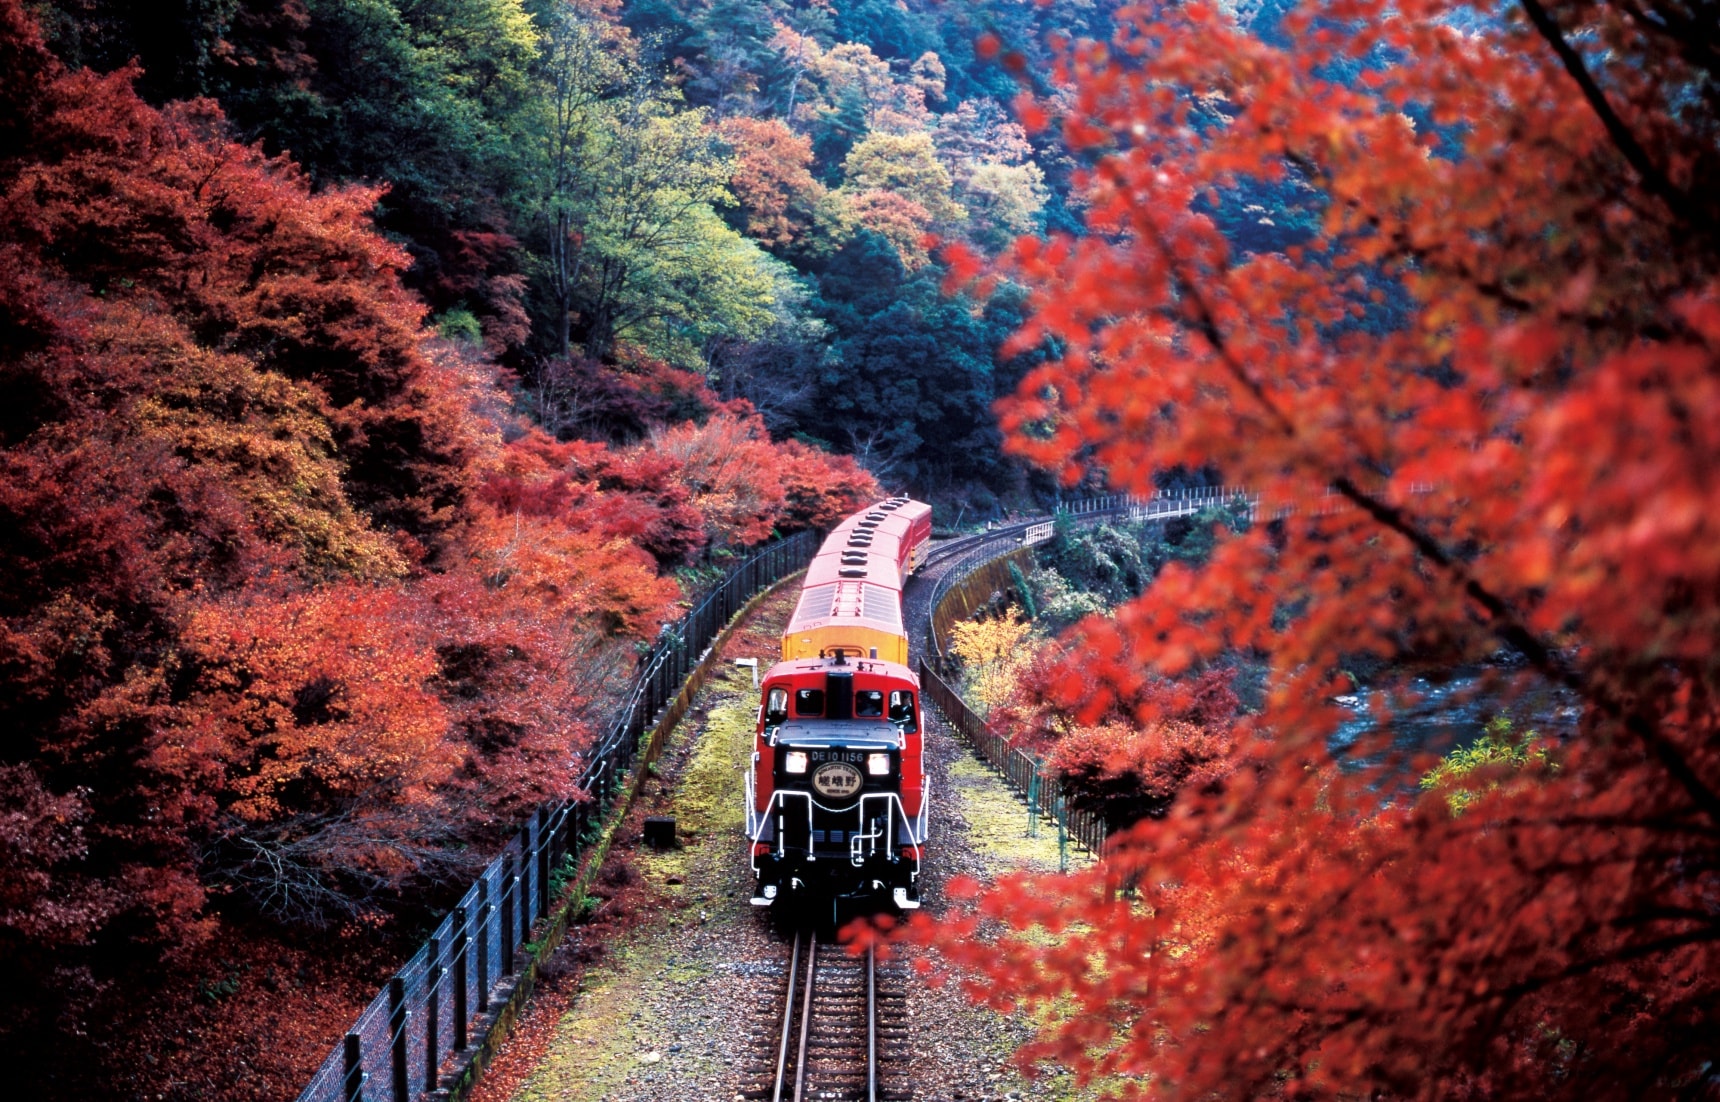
[746,651,925,911]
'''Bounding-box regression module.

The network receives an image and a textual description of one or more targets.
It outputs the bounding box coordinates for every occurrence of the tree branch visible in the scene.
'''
[1518,0,1717,240]
[1113,161,1720,828]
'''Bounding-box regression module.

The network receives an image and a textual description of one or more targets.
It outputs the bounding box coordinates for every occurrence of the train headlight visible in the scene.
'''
[784,751,809,774]
[866,753,891,776]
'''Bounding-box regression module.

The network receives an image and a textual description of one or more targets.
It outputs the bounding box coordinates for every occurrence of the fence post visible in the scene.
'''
[1057,794,1069,874]
[388,976,408,1102]
[453,907,469,1052]
[536,806,552,920]
[424,937,440,1092]
[1027,766,1039,839]
[518,837,532,944]
[476,879,490,1015]
[502,855,516,977]
[343,1032,363,1102]
[525,819,540,929]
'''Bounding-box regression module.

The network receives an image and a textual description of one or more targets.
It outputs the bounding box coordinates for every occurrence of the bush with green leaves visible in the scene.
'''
[1420,717,1555,816]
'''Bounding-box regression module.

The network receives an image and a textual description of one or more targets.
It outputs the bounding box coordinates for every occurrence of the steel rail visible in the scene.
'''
[771,930,803,1102]
[866,944,878,1102]
[793,931,818,1102]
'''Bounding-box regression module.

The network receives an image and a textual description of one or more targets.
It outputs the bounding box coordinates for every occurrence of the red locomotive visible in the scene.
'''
[746,497,932,915]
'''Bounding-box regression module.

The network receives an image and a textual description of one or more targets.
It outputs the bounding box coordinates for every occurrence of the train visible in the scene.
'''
[746,497,933,919]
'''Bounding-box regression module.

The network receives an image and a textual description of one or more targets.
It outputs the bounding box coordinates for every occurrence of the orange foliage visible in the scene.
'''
[717,116,825,248]
[650,410,879,548]
[846,188,935,270]
[774,437,884,531]
[912,0,1720,1096]
[176,585,457,824]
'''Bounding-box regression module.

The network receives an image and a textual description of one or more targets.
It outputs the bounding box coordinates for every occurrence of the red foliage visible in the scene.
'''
[910,0,1720,1096]
[994,638,1242,822]
[3,57,477,536]
[774,437,884,531]
[646,410,879,549]
[846,188,936,269]
[0,4,688,1092]
[532,347,729,443]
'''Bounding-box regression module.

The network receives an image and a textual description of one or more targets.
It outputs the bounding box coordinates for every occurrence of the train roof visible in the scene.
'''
[784,580,904,636]
[805,549,903,588]
[821,526,905,564]
[865,498,932,526]
[816,498,932,561]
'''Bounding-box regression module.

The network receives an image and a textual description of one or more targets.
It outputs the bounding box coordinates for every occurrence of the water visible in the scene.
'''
[1326,670,1577,793]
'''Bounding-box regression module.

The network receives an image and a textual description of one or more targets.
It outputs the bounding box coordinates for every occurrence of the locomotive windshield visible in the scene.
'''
[795,687,825,716]
[855,690,884,717]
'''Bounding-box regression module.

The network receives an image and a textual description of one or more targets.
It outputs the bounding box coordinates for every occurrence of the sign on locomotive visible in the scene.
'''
[745,497,933,916]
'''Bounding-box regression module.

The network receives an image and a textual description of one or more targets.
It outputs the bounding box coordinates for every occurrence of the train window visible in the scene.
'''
[766,688,788,725]
[855,689,884,717]
[795,688,824,716]
[889,690,917,727]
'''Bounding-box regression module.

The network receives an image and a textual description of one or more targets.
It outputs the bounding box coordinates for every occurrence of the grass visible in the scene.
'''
[505,663,767,1101]
[944,751,1078,872]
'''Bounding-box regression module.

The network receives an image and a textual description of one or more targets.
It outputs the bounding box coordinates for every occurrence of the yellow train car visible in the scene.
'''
[781,498,931,665]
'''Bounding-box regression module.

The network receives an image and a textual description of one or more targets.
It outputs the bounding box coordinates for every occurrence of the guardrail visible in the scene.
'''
[926,488,1249,663]
[294,530,817,1102]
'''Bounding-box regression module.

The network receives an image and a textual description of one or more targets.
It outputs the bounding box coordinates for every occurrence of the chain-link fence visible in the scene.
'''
[294,530,816,1102]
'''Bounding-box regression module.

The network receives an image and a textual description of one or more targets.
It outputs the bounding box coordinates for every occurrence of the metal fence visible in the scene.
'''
[294,529,817,1102]
[919,658,1107,868]
[916,488,1246,866]
[925,488,1258,664]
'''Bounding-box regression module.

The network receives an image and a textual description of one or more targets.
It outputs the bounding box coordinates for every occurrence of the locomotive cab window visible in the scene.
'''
[855,689,884,717]
[794,688,825,716]
[889,690,917,727]
[765,688,789,725]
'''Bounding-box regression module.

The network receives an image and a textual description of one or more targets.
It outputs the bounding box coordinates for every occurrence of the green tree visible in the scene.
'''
[528,0,630,357]
[563,100,774,363]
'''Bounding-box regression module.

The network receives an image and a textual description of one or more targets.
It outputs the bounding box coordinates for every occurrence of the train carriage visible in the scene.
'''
[747,497,932,915]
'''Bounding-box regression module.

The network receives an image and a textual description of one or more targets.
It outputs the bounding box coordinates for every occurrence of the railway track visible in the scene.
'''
[741,930,911,1102]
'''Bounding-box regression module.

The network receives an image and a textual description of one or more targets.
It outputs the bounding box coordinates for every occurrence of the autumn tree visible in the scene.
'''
[717,115,827,249]
[0,6,703,1092]
[842,129,964,228]
[948,607,1038,716]
[912,1,1720,1097]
